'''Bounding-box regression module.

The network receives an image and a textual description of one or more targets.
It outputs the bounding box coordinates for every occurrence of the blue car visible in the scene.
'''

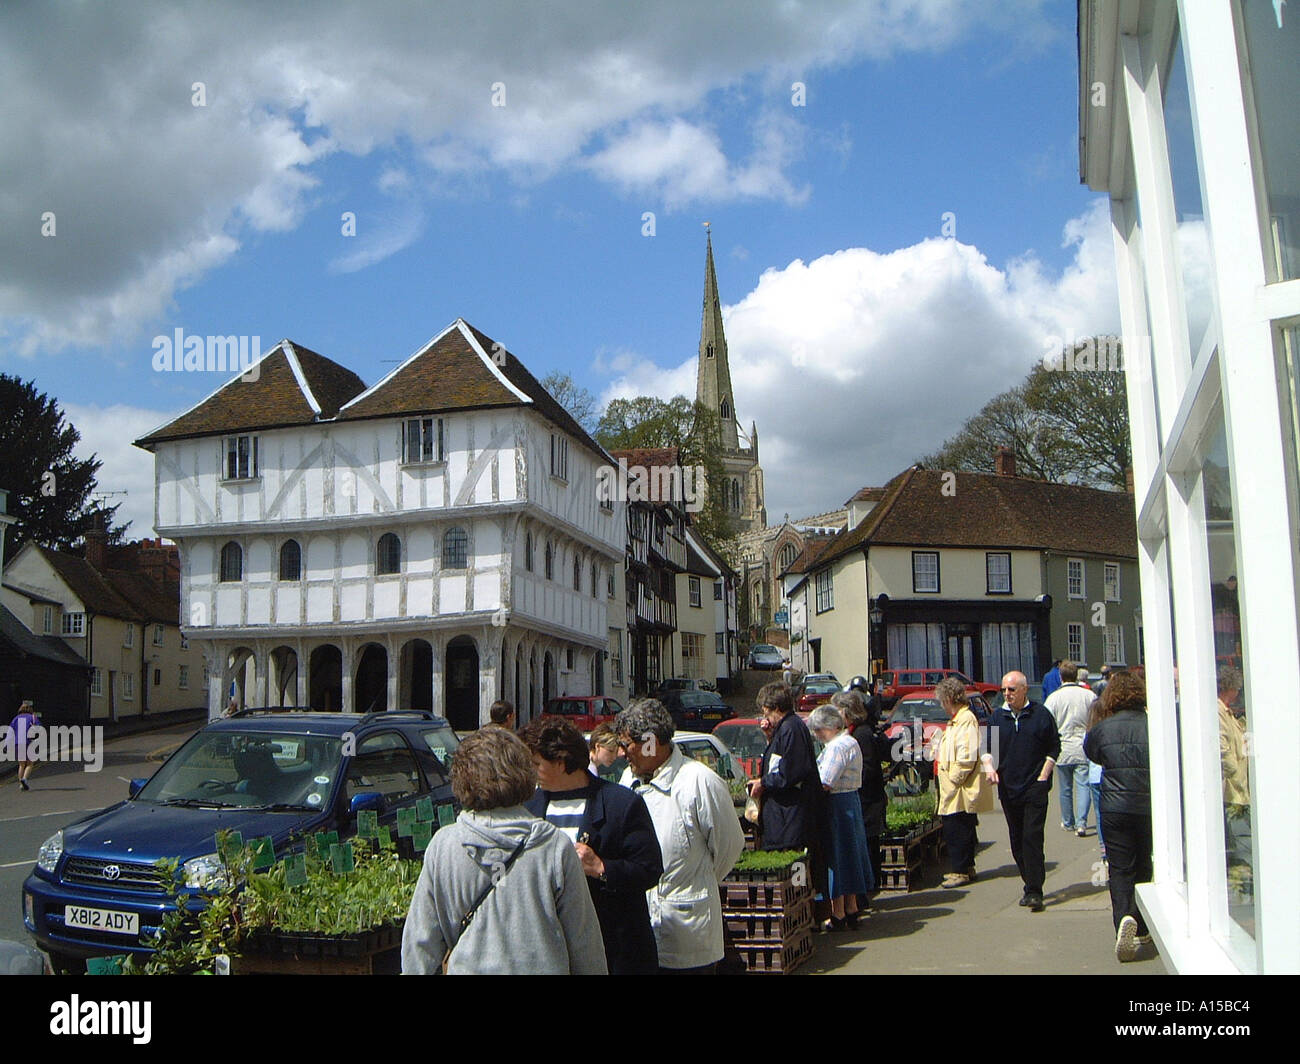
[23,710,460,971]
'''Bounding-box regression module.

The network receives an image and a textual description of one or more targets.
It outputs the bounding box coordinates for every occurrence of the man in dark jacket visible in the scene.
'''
[520,717,663,974]
[749,681,819,850]
[1082,670,1152,962]
[982,671,1060,912]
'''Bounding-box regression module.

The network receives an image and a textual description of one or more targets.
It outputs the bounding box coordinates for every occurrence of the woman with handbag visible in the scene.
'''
[401,727,607,975]
[936,677,994,888]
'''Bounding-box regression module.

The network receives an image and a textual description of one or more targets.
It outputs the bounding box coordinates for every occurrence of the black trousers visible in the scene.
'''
[1101,811,1152,935]
[1001,782,1049,894]
[942,812,978,874]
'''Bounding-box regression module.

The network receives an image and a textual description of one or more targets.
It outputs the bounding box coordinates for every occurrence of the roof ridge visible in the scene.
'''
[282,340,321,416]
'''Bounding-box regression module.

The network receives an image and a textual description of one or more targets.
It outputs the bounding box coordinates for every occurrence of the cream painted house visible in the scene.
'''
[134,320,625,729]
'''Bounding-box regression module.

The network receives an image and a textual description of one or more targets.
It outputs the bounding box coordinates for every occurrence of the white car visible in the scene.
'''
[747,644,784,670]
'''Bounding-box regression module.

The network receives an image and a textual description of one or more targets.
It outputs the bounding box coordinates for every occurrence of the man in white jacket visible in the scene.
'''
[1044,661,1097,836]
[615,700,745,974]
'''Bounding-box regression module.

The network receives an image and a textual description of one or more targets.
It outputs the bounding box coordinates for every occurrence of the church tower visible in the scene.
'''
[695,227,766,532]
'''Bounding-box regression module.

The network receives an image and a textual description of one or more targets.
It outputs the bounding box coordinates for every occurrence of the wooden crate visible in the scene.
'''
[722,877,813,911]
[734,927,814,974]
[723,896,813,944]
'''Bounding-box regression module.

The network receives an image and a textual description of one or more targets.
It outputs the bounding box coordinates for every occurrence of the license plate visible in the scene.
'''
[65,905,139,936]
[704,713,722,720]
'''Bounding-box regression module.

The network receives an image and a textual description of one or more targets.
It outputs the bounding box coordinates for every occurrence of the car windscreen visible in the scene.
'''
[890,699,949,724]
[802,682,839,695]
[752,645,777,653]
[419,726,460,769]
[137,730,344,808]
[714,725,767,760]
[550,699,594,715]
[678,692,723,707]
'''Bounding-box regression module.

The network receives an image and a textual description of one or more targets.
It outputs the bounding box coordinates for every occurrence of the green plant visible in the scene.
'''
[885,792,938,834]
[123,829,422,974]
[731,849,806,874]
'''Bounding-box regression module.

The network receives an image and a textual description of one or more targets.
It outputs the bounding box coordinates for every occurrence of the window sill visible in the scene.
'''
[985,590,1014,596]
[550,475,569,486]
[220,476,262,485]
[401,459,447,469]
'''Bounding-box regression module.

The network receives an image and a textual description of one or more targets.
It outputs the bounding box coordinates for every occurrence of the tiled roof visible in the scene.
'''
[813,466,1138,570]
[845,486,887,505]
[0,604,88,668]
[783,535,838,577]
[35,547,179,624]
[608,447,680,470]
[340,320,610,462]
[134,340,366,447]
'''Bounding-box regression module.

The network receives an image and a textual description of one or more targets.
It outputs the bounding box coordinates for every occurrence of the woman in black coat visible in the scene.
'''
[838,691,889,893]
[521,718,663,974]
[1082,671,1151,963]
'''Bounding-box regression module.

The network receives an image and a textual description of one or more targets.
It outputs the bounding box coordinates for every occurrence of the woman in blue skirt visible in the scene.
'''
[808,705,875,931]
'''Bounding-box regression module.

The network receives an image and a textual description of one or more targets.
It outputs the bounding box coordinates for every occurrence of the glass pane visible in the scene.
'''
[1163,28,1218,365]
[1240,0,1300,280]
[1200,411,1255,940]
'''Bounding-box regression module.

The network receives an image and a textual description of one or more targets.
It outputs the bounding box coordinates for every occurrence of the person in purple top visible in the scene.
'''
[10,701,41,791]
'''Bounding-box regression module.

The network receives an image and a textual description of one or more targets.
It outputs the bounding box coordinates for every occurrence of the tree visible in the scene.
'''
[594,394,740,554]
[540,372,599,436]
[0,373,125,562]
[920,340,1130,489]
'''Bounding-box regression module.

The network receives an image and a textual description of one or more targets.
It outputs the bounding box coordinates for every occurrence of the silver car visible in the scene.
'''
[747,644,784,669]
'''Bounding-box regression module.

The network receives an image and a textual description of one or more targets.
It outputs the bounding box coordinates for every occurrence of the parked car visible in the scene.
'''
[803,672,840,686]
[876,668,999,710]
[747,644,784,670]
[543,695,624,731]
[594,730,747,825]
[654,677,716,697]
[22,709,461,971]
[712,718,768,779]
[659,690,736,732]
[882,690,994,790]
[794,679,841,713]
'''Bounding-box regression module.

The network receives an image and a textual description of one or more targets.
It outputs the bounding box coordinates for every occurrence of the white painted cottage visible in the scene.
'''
[134,319,625,729]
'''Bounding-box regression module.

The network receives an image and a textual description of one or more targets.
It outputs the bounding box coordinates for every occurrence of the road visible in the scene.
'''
[0,722,199,948]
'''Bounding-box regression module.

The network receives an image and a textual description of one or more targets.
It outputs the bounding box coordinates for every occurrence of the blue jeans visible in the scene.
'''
[1056,763,1091,828]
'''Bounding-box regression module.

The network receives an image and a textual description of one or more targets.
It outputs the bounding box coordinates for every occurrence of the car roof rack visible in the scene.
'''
[228,706,323,717]
[357,710,439,723]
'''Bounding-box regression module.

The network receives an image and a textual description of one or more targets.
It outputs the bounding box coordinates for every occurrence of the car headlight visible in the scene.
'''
[36,830,63,873]
[182,853,229,891]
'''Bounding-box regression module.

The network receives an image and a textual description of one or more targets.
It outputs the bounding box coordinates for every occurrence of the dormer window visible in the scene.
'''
[224,435,259,480]
[403,417,445,464]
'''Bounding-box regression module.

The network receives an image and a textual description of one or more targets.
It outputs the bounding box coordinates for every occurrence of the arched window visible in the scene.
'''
[219,542,242,583]
[720,398,731,420]
[706,343,714,359]
[525,531,534,572]
[591,562,599,599]
[779,543,797,571]
[731,479,742,512]
[573,553,582,591]
[377,533,401,575]
[279,540,301,581]
[545,541,554,580]
[443,527,468,569]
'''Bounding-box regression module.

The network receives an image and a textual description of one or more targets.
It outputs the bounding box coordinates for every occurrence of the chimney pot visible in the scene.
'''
[995,446,1017,477]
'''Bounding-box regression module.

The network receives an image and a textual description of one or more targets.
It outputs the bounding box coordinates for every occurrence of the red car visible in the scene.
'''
[883,689,995,785]
[544,696,624,732]
[877,668,999,710]
[794,679,840,713]
[712,718,769,780]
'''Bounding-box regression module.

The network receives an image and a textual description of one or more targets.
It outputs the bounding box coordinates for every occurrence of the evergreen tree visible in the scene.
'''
[0,373,125,562]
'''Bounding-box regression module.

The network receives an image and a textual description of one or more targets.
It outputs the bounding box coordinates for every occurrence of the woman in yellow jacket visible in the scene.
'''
[935,677,994,888]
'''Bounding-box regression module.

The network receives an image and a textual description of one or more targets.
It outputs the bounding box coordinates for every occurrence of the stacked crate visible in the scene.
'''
[877,819,944,892]
[721,861,815,974]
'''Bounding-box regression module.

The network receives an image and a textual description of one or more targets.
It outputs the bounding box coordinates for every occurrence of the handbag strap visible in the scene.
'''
[442,835,528,969]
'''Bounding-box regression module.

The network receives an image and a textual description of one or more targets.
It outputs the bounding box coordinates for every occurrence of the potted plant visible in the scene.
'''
[722,849,814,974]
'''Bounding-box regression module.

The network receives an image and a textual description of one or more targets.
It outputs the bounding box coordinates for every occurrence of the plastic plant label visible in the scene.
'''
[396,806,416,837]
[283,852,308,887]
[329,842,355,874]
[431,746,447,763]
[357,810,379,837]
[437,804,455,827]
[250,836,275,871]
[219,830,245,863]
[315,830,340,859]
[379,826,392,848]
[416,797,435,823]
[412,821,433,852]
[86,955,126,976]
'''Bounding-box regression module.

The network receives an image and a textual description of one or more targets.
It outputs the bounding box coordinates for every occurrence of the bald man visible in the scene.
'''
[982,671,1060,912]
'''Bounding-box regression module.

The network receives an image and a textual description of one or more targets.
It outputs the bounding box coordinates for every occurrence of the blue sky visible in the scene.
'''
[0,1,1120,535]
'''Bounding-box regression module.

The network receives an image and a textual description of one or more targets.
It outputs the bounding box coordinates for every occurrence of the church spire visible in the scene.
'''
[697,225,740,451]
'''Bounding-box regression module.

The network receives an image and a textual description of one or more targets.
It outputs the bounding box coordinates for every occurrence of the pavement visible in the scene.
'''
[801,804,1167,976]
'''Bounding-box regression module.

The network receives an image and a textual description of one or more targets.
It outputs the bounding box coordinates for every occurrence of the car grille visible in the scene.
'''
[62,857,171,894]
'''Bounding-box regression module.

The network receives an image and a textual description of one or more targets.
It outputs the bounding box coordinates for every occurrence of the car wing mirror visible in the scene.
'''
[349,791,385,815]
[128,778,148,798]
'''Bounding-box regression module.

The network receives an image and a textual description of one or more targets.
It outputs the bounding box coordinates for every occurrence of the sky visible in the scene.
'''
[0,0,1123,538]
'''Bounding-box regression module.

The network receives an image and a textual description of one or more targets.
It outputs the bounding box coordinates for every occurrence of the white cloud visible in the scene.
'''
[0,0,1056,355]
[328,206,426,274]
[64,403,171,539]
[599,200,1121,519]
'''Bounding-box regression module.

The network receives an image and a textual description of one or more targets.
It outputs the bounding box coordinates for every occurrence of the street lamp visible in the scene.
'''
[868,594,888,679]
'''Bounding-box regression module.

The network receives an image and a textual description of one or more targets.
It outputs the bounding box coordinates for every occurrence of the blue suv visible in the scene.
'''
[23,710,460,971]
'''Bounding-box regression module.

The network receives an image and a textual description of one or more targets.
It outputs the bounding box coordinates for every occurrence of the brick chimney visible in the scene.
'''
[995,446,1017,477]
[84,512,109,570]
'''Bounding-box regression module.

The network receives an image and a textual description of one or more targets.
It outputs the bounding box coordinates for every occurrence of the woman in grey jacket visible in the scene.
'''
[401,727,607,975]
